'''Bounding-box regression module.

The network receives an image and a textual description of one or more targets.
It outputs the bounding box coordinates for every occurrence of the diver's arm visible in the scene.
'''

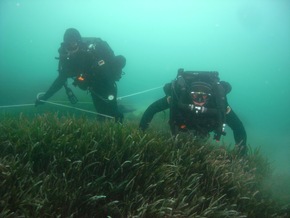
[39,74,67,101]
[139,96,170,131]
[226,107,248,154]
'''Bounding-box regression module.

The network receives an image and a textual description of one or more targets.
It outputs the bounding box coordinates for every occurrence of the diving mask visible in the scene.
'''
[191,91,210,106]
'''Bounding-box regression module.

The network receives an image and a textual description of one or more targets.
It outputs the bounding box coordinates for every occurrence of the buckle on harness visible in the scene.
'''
[98,60,105,66]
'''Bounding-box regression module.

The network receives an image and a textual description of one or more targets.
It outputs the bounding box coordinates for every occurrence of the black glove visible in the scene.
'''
[235,144,248,157]
[35,95,45,107]
[139,122,149,132]
[115,112,124,124]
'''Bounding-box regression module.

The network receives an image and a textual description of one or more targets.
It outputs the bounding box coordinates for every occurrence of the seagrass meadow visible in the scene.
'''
[0,113,289,218]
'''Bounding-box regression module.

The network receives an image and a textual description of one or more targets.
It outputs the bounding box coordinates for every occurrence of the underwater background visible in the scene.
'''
[0,0,289,176]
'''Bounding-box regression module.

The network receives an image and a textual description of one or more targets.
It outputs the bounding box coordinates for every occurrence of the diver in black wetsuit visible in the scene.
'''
[139,69,247,155]
[35,28,126,122]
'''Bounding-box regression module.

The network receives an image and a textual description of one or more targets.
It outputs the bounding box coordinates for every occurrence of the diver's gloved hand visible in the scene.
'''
[139,123,149,132]
[35,95,45,107]
[115,112,124,124]
[235,144,248,157]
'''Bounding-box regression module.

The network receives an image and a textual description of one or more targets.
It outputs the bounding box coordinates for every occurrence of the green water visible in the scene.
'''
[1,0,289,173]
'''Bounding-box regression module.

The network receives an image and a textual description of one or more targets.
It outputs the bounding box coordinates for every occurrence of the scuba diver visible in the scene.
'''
[139,69,247,156]
[35,28,126,122]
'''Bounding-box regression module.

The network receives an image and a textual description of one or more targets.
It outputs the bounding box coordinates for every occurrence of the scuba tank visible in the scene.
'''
[64,84,78,104]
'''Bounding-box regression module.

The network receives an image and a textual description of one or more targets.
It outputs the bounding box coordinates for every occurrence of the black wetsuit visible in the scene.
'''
[38,39,123,122]
[139,83,247,152]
